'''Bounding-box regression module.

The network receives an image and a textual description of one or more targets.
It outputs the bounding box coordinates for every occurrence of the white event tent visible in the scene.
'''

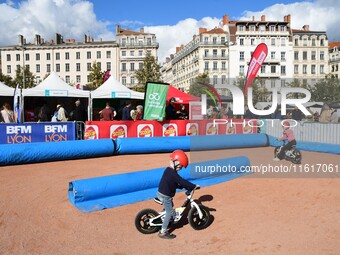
[0,81,14,96]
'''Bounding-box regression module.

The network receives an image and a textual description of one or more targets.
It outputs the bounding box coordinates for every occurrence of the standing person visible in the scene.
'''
[100,102,114,121]
[157,150,199,239]
[227,107,233,119]
[134,105,144,120]
[38,103,51,122]
[273,121,296,161]
[330,108,339,122]
[165,97,178,120]
[72,99,87,122]
[177,104,188,120]
[1,102,15,123]
[122,101,132,120]
[57,104,68,122]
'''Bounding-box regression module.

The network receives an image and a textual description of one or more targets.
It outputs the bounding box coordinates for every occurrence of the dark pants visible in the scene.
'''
[277,140,296,160]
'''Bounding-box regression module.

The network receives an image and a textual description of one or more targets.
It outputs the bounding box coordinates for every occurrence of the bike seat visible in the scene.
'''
[153,197,163,205]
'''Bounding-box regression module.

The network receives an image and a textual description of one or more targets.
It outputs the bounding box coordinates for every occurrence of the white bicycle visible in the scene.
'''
[135,188,211,234]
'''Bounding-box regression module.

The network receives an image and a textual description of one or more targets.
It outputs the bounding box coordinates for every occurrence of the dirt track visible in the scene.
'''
[0,147,339,255]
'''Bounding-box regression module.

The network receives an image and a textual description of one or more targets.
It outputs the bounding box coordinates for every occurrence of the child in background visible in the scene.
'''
[273,121,296,161]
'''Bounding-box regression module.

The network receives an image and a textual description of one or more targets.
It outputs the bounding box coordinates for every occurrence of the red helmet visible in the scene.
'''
[283,121,290,127]
[170,150,188,168]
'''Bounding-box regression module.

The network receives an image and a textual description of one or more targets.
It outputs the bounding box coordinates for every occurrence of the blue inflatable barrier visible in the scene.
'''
[115,134,269,154]
[0,139,116,166]
[68,156,250,213]
[268,135,340,155]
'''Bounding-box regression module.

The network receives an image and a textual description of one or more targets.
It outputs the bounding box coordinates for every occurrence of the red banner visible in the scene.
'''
[244,43,268,95]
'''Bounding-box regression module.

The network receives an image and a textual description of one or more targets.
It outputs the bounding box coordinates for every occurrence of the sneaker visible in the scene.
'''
[273,157,280,161]
[158,231,176,239]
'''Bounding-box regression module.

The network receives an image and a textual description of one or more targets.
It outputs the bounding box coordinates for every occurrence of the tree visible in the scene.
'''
[188,72,210,97]
[310,74,340,102]
[286,78,311,99]
[14,66,36,88]
[87,61,104,89]
[134,52,162,92]
[0,73,16,87]
[233,76,269,105]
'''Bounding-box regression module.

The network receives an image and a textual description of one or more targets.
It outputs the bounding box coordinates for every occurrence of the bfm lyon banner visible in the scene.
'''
[143,82,169,121]
[244,43,268,94]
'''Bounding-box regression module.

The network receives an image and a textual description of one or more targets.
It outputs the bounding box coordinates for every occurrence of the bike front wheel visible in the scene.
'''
[291,150,302,164]
[188,205,211,230]
[135,208,160,234]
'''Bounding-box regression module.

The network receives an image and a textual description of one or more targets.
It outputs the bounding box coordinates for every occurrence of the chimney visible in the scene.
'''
[176,46,181,53]
[140,28,144,33]
[199,28,207,34]
[261,15,266,21]
[302,25,309,31]
[252,16,255,21]
[50,39,54,44]
[84,34,87,43]
[92,37,94,42]
[66,39,70,43]
[116,24,121,35]
[18,35,24,46]
[100,38,102,42]
[222,15,229,25]
[71,39,75,43]
[286,14,291,24]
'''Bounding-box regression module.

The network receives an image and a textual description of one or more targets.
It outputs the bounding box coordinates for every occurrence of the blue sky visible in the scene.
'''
[0,0,339,62]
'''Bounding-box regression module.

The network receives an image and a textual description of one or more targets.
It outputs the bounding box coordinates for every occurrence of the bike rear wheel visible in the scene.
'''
[135,209,160,234]
[274,147,280,157]
[188,205,211,230]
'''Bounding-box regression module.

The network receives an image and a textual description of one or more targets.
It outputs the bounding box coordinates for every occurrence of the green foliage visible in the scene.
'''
[310,74,340,102]
[285,78,311,99]
[14,66,36,88]
[233,76,268,104]
[134,52,162,92]
[0,73,16,87]
[87,61,104,89]
[188,72,210,97]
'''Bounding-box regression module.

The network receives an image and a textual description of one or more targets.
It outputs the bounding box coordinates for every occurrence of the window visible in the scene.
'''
[320,39,324,46]
[270,25,275,31]
[139,50,143,56]
[320,65,324,74]
[107,62,111,70]
[294,38,299,46]
[139,63,143,70]
[222,75,226,84]
[271,66,276,74]
[87,63,91,71]
[213,37,217,44]
[16,64,20,70]
[239,65,244,75]
[130,63,135,71]
[213,75,218,85]
[122,39,126,46]
[35,64,40,73]
[122,63,126,71]
[35,53,40,61]
[221,37,225,44]
[320,51,324,60]
[76,75,81,83]
[303,51,307,60]
[221,49,226,57]
[47,64,51,73]
[16,54,20,61]
[204,37,208,44]
[122,51,126,57]
[240,38,244,45]
[239,25,244,31]
[281,79,286,87]
[147,38,151,46]
[65,76,70,83]
[56,53,60,60]
[281,52,286,61]
[213,62,217,70]
[87,75,91,83]
[204,62,209,71]
[65,63,70,72]
[130,51,134,56]
[213,49,217,57]
[250,25,255,31]
[260,25,265,31]
[204,50,209,57]
[261,65,266,73]
[271,38,275,46]
[7,65,11,73]
[76,63,80,72]
[281,66,286,75]
[294,51,299,60]
[6,54,11,61]
[76,52,80,59]
[106,51,111,58]
[303,65,307,74]
[303,38,307,46]
[271,79,276,88]
[281,38,285,46]
[56,64,60,72]
[240,52,244,61]
[311,51,316,60]
[311,65,316,74]
[294,65,298,74]
[87,51,91,59]
[65,52,69,60]
[46,53,51,60]
[221,62,226,70]
[97,51,101,59]
[312,38,316,46]
[122,77,126,85]
[97,62,101,69]
[280,26,286,32]
[251,38,255,45]
[130,38,134,45]
[271,52,275,59]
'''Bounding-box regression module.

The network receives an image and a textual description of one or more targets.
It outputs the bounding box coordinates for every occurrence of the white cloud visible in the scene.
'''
[145,17,220,64]
[0,0,114,46]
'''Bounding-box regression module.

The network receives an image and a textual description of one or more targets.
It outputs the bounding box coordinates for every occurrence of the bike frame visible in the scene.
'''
[149,190,203,227]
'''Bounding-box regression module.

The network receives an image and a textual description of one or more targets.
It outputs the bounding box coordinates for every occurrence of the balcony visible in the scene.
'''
[202,54,228,60]
[118,42,159,48]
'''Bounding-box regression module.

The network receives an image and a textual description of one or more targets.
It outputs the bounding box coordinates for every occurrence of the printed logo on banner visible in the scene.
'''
[186,123,198,136]
[226,122,236,135]
[243,123,253,134]
[206,122,217,135]
[44,124,68,142]
[84,125,98,140]
[163,123,177,137]
[111,125,127,139]
[6,125,32,144]
[138,124,153,137]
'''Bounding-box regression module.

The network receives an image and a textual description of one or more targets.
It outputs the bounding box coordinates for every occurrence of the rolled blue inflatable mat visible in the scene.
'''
[68,156,250,213]
[0,139,116,166]
[115,134,269,154]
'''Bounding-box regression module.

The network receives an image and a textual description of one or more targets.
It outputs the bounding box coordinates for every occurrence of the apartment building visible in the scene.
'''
[292,25,329,84]
[0,27,158,88]
[329,42,340,78]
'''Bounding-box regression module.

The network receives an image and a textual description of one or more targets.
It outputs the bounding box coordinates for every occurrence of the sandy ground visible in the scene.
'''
[0,147,339,255]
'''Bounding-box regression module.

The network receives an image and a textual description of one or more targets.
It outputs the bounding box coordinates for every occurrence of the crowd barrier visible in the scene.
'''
[84,119,257,139]
[68,156,250,213]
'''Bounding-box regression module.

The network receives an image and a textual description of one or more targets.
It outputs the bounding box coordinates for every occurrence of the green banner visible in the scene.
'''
[143,82,169,121]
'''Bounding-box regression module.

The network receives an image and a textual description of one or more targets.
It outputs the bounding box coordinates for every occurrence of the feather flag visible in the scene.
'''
[103,70,111,82]
[13,84,21,123]
[244,43,268,95]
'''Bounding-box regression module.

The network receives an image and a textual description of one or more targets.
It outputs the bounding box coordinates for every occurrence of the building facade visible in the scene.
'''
[0,27,158,88]
[329,42,340,78]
